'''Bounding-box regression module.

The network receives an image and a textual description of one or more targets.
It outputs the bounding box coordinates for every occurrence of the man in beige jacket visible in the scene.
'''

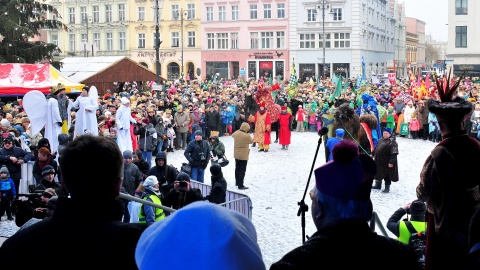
[231,122,254,190]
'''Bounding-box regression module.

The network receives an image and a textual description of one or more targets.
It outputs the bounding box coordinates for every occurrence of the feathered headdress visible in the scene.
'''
[427,69,471,123]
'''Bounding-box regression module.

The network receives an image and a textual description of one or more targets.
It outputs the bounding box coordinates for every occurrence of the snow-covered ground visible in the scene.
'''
[0,131,436,269]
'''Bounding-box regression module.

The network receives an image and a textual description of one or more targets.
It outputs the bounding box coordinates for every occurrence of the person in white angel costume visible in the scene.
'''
[71,86,99,137]
[116,97,137,153]
[22,84,73,156]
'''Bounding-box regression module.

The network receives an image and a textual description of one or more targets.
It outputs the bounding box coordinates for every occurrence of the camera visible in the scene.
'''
[179,181,187,188]
[200,152,206,161]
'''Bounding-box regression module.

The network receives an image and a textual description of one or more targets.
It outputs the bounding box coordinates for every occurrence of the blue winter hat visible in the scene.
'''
[135,201,265,270]
[383,127,393,134]
[315,140,376,201]
[335,128,345,137]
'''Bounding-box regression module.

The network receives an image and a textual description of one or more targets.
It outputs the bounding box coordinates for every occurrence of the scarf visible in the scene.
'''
[38,156,52,171]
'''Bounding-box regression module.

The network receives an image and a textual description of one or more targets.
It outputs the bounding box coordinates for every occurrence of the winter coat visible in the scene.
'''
[205,173,227,204]
[231,122,254,160]
[417,130,480,269]
[209,136,225,158]
[0,196,149,269]
[253,110,272,145]
[415,104,429,127]
[162,186,204,210]
[0,146,33,180]
[270,220,420,269]
[34,177,68,197]
[278,111,292,145]
[205,110,221,131]
[147,152,179,197]
[174,111,190,133]
[373,136,399,183]
[123,163,143,196]
[134,123,157,152]
[184,139,210,169]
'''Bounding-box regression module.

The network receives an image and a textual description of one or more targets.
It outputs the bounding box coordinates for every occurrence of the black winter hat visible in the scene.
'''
[210,163,222,176]
[156,151,166,160]
[42,165,56,176]
[176,172,190,182]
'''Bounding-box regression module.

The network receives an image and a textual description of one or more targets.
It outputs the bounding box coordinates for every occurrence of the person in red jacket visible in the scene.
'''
[295,105,306,132]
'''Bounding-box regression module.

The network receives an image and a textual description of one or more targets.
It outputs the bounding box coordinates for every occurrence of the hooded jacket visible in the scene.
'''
[146,151,179,197]
[231,122,254,160]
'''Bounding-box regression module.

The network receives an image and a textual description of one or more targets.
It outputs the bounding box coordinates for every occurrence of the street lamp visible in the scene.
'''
[176,9,188,82]
[317,0,330,80]
[154,0,161,85]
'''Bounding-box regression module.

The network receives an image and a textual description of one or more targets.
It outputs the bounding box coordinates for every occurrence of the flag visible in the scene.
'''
[417,72,421,88]
[361,56,366,81]
[289,59,298,88]
[343,69,349,91]
[333,75,343,97]
[269,73,273,86]
[425,74,430,89]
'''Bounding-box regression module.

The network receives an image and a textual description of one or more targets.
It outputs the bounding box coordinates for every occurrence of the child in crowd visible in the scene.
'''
[0,165,16,221]
[409,113,421,139]
[166,123,176,152]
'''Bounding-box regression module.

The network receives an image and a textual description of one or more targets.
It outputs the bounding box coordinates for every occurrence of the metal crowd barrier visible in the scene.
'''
[20,162,253,220]
[120,180,253,220]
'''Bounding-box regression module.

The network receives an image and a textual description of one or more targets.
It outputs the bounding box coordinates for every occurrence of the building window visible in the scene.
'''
[188,31,195,47]
[172,4,179,20]
[119,32,126,51]
[206,7,213,21]
[277,3,285,19]
[455,0,468,15]
[69,8,75,24]
[231,32,238,49]
[250,32,258,49]
[207,33,215,49]
[261,32,273,49]
[69,33,75,52]
[319,33,331,48]
[276,31,285,49]
[81,33,87,42]
[299,33,315,48]
[106,33,113,50]
[138,7,145,21]
[455,26,467,47]
[51,34,58,46]
[93,33,100,50]
[105,5,112,22]
[93,6,99,23]
[264,4,271,19]
[80,7,87,23]
[232,6,239,21]
[332,8,342,21]
[118,4,125,22]
[171,32,179,47]
[250,5,257,19]
[307,9,316,22]
[334,33,350,48]
[217,33,228,49]
[219,6,226,21]
[187,3,195,19]
[138,33,145,48]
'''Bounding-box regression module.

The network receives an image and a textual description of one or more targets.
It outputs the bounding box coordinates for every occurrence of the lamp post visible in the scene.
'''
[180,8,184,81]
[317,0,329,80]
[154,0,161,85]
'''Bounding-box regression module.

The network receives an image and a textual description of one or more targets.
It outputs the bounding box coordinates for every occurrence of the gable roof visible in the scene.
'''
[59,56,126,82]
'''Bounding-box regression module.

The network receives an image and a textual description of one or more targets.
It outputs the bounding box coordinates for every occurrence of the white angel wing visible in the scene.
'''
[89,86,98,101]
[23,90,48,135]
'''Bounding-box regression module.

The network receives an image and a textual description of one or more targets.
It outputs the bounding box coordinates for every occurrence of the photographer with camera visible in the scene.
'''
[162,172,203,210]
[386,199,427,241]
[184,130,210,183]
[146,151,179,198]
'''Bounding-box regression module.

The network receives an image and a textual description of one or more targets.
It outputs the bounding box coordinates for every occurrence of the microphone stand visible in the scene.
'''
[297,133,325,244]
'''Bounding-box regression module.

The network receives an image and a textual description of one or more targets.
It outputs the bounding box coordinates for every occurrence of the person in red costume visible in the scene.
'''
[253,101,271,152]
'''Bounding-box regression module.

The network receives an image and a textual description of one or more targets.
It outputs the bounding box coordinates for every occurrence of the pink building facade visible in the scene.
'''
[200,1,289,81]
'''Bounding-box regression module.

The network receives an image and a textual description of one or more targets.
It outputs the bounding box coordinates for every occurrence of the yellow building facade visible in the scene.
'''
[47,0,201,82]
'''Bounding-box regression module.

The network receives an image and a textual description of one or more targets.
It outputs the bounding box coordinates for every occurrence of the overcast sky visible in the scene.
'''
[401,0,448,42]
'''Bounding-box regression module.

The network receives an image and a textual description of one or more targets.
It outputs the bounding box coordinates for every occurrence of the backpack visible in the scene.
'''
[404,220,426,268]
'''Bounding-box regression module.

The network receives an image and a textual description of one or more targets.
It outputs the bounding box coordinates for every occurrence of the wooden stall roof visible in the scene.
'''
[60,56,165,96]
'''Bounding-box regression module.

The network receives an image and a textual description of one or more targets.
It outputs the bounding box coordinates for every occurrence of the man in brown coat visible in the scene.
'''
[415,99,429,140]
[231,122,254,190]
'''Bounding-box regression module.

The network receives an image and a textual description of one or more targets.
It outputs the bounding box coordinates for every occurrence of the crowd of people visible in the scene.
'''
[0,72,479,269]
